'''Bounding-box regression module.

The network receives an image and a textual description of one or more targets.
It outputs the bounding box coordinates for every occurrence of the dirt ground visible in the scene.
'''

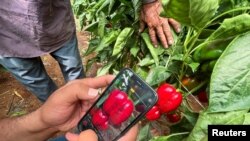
[0,31,97,119]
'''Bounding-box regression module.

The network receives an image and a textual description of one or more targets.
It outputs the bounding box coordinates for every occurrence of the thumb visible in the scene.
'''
[65,130,98,141]
[79,130,98,141]
[65,132,79,141]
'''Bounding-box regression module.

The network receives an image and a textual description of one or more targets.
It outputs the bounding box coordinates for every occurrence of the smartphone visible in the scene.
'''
[77,68,158,141]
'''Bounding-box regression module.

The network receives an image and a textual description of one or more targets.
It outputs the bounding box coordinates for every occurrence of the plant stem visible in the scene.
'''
[183,27,193,51]
[189,80,208,94]
[165,52,172,68]
[205,7,250,29]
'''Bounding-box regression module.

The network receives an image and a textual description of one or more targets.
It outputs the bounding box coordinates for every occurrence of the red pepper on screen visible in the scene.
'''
[103,89,134,126]
[91,109,108,130]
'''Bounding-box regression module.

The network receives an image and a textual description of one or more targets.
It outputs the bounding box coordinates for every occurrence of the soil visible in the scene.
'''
[0,31,97,119]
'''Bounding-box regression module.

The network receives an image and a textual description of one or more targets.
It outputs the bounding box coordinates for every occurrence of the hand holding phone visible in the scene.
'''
[77,68,158,141]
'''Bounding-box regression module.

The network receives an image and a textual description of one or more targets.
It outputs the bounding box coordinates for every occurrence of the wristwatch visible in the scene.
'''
[142,0,157,4]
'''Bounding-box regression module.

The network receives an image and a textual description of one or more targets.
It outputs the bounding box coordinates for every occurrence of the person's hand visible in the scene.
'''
[37,75,114,132]
[140,0,181,48]
[66,129,98,141]
[65,124,139,141]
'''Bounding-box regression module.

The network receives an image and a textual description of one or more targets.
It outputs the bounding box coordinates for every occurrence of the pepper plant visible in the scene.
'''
[73,0,250,140]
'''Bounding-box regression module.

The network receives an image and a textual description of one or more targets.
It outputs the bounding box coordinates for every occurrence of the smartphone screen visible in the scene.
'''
[78,68,158,141]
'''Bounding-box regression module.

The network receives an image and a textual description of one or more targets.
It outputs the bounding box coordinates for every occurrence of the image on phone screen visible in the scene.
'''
[78,68,158,141]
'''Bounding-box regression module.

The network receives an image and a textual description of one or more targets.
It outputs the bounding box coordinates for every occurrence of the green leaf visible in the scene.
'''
[187,62,199,73]
[218,0,250,15]
[186,110,248,141]
[83,21,98,32]
[193,38,232,62]
[138,124,152,141]
[146,66,171,86]
[155,45,165,56]
[119,0,133,7]
[164,0,219,29]
[84,38,100,56]
[141,33,160,66]
[208,32,250,113]
[97,63,113,76]
[150,132,189,141]
[130,44,140,57]
[78,13,86,30]
[132,0,141,21]
[112,28,134,56]
[98,12,106,37]
[170,113,197,133]
[108,0,115,14]
[91,30,120,55]
[139,57,155,67]
[210,14,250,41]
[172,54,184,61]
[96,0,109,14]
[134,67,149,80]
[85,58,97,73]
[243,113,250,124]
[181,106,199,127]
[194,14,250,62]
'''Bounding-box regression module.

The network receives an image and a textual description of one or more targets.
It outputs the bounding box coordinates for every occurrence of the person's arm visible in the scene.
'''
[0,110,57,141]
[0,74,139,141]
[140,0,181,48]
[0,75,114,141]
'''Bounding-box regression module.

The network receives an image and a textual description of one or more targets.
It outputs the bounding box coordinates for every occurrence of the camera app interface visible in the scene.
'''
[80,69,155,141]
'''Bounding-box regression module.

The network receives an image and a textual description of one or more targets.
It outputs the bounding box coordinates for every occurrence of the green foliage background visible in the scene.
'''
[72,0,250,140]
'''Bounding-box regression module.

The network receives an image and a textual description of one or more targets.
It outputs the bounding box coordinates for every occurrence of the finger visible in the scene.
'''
[162,18,174,46]
[156,25,168,48]
[78,130,98,141]
[53,75,114,104]
[82,75,115,88]
[81,100,92,111]
[119,124,139,141]
[55,83,98,103]
[65,132,79,141]
[168,18,181,33]
[148,28,158,47]
[139,20,146,33]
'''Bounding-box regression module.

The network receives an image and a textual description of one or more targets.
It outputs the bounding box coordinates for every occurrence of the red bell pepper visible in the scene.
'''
[166,112,181,123]
[145,105,161,121]
[197,90,208,103]
[103,89,134,126]
[91,109,109,130]
[156,83,182,113]
[103,89,127,114]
